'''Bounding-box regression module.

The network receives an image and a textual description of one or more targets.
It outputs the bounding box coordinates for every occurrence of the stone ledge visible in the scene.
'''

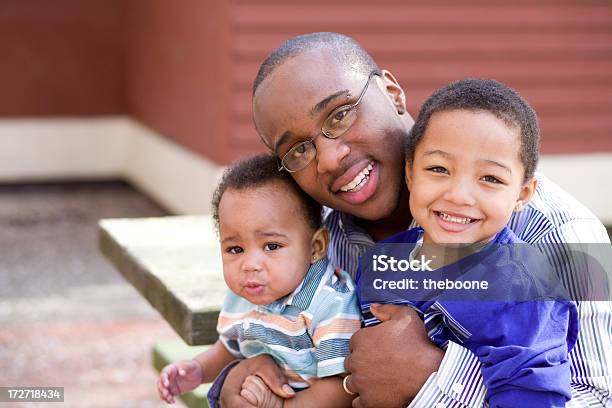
[99,215,226,345]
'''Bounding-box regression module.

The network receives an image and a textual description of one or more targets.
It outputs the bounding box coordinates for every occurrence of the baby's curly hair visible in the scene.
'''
[211,154,323,232]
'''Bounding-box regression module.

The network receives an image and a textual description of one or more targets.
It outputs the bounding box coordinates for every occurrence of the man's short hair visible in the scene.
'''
[405,78,540,182]
[252,32,379,97]
[211,154,323,232]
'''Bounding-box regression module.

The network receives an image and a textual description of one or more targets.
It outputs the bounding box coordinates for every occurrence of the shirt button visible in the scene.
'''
[435,403,446,408]
[242,321,250,330]
[452,382,464,394]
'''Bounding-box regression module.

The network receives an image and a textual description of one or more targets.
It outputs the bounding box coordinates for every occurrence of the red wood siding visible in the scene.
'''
[0,0,125,116]
[1,1,610,162]
[125,0,233,164]
[229,0,612,161]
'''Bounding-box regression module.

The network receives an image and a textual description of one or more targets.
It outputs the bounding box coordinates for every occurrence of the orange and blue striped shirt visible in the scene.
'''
[217,258,361,389]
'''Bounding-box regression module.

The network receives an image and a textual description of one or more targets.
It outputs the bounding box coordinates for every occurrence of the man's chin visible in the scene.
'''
[334,193,398,222]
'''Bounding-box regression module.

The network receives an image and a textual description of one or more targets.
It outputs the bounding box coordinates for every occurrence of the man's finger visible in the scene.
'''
[344,374,358,395]
[370,303,414,323]
[344,353,352,373]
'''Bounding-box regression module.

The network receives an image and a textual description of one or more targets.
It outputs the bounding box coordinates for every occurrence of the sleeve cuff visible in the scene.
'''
[206,360,241,408]
[409,342,487,408]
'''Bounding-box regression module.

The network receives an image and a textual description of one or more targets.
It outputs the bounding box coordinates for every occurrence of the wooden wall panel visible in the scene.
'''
[0,0,125,116]
[227,0,612,161]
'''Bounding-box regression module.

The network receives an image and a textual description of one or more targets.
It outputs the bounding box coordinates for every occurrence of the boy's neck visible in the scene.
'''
[355,186,412,242]
[420,232,495,269]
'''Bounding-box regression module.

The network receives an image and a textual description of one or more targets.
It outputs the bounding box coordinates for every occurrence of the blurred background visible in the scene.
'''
[1,0,611,406]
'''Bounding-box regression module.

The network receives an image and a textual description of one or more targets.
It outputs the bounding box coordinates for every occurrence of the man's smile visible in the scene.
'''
[339,161,374,192]
[334,161,380,205]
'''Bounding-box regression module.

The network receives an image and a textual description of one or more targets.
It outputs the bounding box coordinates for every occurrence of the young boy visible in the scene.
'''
[358,79,579,407]
[157,154,360,407]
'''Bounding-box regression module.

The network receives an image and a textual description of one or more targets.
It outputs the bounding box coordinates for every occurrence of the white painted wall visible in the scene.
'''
[0,117,224,215]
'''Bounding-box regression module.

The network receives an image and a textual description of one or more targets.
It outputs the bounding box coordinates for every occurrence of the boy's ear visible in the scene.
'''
[380,70,407,115]
[515,177,538,212]
[310,227,329,263]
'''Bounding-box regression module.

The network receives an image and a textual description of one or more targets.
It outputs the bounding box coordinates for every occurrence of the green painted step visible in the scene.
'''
[152,340,213,408]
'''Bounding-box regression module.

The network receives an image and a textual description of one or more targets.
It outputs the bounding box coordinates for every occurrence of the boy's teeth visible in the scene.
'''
[439,212,473,224]
[340,162,373,192]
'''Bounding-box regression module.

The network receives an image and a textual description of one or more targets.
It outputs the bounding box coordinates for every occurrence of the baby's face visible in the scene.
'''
[406,109,533,245]
[217,183,315,305]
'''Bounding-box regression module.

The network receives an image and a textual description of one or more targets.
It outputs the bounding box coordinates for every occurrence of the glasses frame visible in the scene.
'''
[278,70,381,173]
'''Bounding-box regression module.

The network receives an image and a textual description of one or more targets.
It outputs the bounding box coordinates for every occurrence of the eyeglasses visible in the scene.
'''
[278,70,381,173]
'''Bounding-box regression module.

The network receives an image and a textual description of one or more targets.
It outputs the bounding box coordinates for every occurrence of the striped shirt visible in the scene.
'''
[216,258,361,389]
[324,173,612,407]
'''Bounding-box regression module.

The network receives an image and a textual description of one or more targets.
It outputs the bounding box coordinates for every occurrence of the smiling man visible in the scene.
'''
[211,32,612,408]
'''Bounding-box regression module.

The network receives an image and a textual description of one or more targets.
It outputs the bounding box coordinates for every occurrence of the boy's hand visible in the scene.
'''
[157,360,203,404]
[240,375,284,408]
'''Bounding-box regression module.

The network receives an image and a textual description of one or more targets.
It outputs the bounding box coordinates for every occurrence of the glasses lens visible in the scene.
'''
[282,141,317,172]
[322,105,358,139]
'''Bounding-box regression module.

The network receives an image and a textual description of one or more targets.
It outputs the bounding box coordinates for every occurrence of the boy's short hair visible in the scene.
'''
[406,79,540,182]
[212,154,323,232]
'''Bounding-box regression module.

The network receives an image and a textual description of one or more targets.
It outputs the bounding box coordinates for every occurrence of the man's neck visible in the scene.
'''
[355,186,412,242]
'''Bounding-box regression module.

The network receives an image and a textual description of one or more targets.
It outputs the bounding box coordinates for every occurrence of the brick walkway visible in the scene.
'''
[0,319,180,408]
[0,181,186,407]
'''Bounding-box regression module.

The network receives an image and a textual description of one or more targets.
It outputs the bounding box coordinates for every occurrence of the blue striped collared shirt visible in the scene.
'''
[324,173,612,407]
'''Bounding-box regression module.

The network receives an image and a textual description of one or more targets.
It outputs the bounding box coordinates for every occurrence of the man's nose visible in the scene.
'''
[442,179,477,207]
[315,134,350,174]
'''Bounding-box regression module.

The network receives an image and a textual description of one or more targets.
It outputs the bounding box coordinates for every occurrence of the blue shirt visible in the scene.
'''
[324,173,611,408]
[357,226,579,407]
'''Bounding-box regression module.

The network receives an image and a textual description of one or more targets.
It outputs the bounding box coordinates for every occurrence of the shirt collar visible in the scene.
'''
[336,210,419,245]
[261,257,330,313]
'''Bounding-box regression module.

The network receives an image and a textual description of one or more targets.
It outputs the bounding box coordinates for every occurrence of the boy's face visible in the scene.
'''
[252,49,411,221]
[218,182,319,305]
[406,110,536,245]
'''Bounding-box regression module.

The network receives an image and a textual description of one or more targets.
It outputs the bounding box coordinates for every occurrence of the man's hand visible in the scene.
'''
[344,304,444,408]
[220,355,295,408]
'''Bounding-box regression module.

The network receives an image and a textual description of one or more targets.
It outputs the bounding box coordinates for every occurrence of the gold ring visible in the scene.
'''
[342,375,357,396]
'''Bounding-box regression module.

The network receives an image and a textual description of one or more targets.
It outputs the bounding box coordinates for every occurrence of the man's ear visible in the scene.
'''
[380,69,407,115]
[310,227,329,263]
[515,177,538,212]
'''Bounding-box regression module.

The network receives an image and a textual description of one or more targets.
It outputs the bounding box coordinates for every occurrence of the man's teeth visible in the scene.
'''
[438,212,473,224]
[340,163,374,192]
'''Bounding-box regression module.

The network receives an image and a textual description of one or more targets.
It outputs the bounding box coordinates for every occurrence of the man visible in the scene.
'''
[212,32,612,408]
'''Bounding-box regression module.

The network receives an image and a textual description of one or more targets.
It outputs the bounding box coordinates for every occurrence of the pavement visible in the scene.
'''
[0,181,187,407]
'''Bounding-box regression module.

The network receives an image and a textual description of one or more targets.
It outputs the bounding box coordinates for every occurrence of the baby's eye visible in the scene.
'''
[264,243,282,251]
[481,175,502,184]
[427,166,448,174]
[226,246,243,254]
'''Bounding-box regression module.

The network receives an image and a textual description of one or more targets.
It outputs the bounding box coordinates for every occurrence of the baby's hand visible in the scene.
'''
[240,375,284,408]
[157,360,202,404]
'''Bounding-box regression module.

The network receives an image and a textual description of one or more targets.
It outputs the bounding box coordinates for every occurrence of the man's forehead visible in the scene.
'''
[253,50,365,144]
[258,51,351,98]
